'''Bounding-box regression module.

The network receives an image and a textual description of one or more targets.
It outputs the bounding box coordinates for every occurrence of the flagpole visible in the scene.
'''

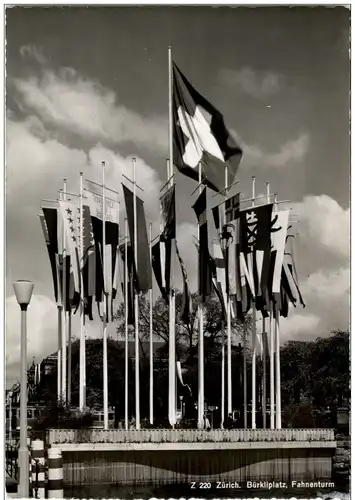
[149,222,154,425]
[262,317,267,428]
[57,193,62,403]
[267,182,275,429]
[67,310,72,406]
[221,164,228,428]
[133,157,140,430]
[124,217,129,430]
[62,179,67,403]
[168,47,176,428]
[197,162,204,430]
[274,193,282,429]
[221,317,225,428]
[57,308,62,401]
[167,159,176,428]
[79,172,85,411]
[251,175,257,430]
[243,322,247,427]
[102,161,109,430]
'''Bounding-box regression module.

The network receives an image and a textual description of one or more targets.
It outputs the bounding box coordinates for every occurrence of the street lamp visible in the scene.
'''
[13,280,34,499]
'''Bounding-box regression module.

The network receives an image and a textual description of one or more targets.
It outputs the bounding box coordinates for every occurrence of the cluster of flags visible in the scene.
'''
[38,59,305,343]
[36,57,304,426]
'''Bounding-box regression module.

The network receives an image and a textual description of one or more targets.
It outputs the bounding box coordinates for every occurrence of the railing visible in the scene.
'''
[48,428,335,445]
[5,443,18,480]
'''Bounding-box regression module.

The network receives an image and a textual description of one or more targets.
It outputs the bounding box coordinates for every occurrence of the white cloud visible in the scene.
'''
[234,131,310,169]
[294,195,349,259]
[219,67,282,99]
[301,268,350,303]
[12,66,167,151]
[19,45,48,65]
[280,313,321,341]
[6,294,58,384]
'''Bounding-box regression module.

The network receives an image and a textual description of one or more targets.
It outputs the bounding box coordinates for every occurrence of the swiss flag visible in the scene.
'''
[173,62,243,193]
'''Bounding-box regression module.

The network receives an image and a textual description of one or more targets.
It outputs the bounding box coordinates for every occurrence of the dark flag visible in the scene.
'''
[239,203,273,311]
[123,184,152,294]
[82,204,96,320]
[173,62,243,193]
[225,193,240,223]
[42,207,79,312]
[210,244,228,322]
[212,203,222,235]
[152,240,168,302]
[40,209,60,306]
[176,241,191,325]
[160,185,176,292]
[192,187,212,302]
[86,191,119,321]
[119,243,136,326]
[278,233,306,316]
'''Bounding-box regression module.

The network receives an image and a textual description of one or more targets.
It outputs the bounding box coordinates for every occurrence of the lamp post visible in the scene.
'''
[13,280,34,499]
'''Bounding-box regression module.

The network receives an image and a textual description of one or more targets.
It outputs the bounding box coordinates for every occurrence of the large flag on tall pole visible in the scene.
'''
[123,184,151,294]
[173,62,243,193]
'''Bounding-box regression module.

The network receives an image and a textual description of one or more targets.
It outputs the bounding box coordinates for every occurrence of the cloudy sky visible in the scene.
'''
[5,6,350,386]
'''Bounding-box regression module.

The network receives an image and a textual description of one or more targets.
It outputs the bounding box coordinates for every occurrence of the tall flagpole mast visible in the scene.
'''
[262,316,267,428]
[124,217,129,430]
[267,182,275,429]
[274,193,282,429]
[251,176,257,430]
[243,323,248,427]
[79,172,85,411]
[102,161,109,430]
[57,192,63,402]
[67,311,72,406]
[168,46,176,427]
[149,222,154,425]
[62,179,67,403]
[133,157,140,430]
[221,165,228,427]
[197,162,204,430]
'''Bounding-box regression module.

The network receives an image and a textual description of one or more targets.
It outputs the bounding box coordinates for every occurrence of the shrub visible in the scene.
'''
[30,401,94,431]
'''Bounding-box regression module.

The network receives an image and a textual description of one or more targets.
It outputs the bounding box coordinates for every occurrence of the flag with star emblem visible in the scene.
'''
[173,62,243,193]
[59,200,81,295]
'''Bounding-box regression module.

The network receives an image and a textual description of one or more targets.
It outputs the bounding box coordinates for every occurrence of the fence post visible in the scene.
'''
[47,448,64,498]
[31,440,45,498]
